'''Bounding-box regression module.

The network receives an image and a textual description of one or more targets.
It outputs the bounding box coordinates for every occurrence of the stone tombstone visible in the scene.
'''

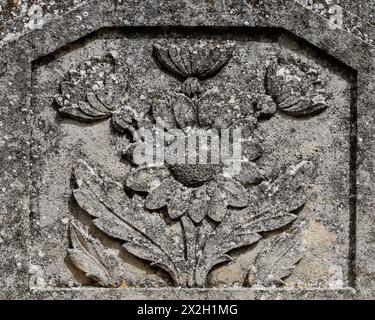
[0,0,375,300]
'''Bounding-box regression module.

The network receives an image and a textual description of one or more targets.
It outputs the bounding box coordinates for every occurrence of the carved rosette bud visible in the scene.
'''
[55,54,137,135]
[153,40,234,98]
[266,53,330,117]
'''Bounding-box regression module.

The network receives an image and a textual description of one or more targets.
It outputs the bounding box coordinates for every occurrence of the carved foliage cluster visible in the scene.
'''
[54,40,331,288]
[69,158,315,287]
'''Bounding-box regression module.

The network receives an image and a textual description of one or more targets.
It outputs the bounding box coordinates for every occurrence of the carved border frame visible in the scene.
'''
[0,0,374,299]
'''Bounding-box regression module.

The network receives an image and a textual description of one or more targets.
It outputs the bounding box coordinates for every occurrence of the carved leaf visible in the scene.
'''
[72,160,187,285]
[194,161,316,286]
[169,92,197,128]
[197,87,222,127]
[151,88,225,130]
[153,41,234,80]
[248,226,305,287]
[151,93,178,130]
[67,221,121,287]
[266,56,329,117]
[55,54,128,122]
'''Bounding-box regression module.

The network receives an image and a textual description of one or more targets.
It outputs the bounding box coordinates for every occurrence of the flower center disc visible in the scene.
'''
[168,163,222,187]
[165,131,224,187]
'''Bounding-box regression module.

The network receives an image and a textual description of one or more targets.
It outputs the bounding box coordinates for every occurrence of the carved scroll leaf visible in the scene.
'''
[72,160,187,285]
[153,41,234,80]
[55,54,128,122]
[68,221,122,287]
[248,226,305,287]
[266,57,329,117]
[194,161,316,286]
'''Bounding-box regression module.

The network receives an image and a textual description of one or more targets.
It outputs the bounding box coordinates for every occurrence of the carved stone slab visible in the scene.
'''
[1,0,375,300]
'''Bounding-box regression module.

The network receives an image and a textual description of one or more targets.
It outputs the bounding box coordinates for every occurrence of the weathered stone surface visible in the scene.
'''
[1,0,375,300]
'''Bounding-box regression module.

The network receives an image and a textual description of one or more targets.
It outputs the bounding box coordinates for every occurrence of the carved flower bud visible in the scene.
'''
[265,54,329,117]
[122,142,142,165]
[111,106,137,135]
[181,77,202,98]
[255,95,277,118]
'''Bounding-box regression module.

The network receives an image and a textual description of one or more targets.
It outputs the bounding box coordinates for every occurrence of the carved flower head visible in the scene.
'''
[153,40,234,79]
[151,87,227,130]
[153,40,234,97]
[120,40,271,224]
[124,125,264,224]
[266,52,330,116]
[55,53,129,125]
[55,40,334,289]
[151,40,278,130]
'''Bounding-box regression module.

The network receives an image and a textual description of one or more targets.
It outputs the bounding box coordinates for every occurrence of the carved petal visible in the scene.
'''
[125,166,170,192]
[167,187,192,220]
[169,44,191,76]
[145,180,169,210]
[96,76,125,112]
[170,92,197,128]
[220,177,248,208]
[188,186,210,224]
[153,44,188,79]
[197,87,222,127]
[200,43,234,79]
[278,98,328,116]
[77,100,109,118]
[86,92,113,114]
[59,82,83,103]
[151,95,178,129]
[206,182,228,222]
[255,94,277,118]
[145,178,180,211]
[56,93,112,122]
[57,104,109,122]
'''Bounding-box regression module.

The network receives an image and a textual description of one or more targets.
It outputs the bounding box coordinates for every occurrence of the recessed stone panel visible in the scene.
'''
[29,28,354,290]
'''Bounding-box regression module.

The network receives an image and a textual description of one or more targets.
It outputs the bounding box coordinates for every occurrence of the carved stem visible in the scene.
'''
[180,215,198,287]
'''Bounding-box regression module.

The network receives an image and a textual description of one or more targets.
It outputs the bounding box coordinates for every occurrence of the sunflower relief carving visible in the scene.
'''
[55,40,331,288]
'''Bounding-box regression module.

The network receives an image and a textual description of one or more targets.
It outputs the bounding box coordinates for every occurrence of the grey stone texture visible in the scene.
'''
[0,0,375,300]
